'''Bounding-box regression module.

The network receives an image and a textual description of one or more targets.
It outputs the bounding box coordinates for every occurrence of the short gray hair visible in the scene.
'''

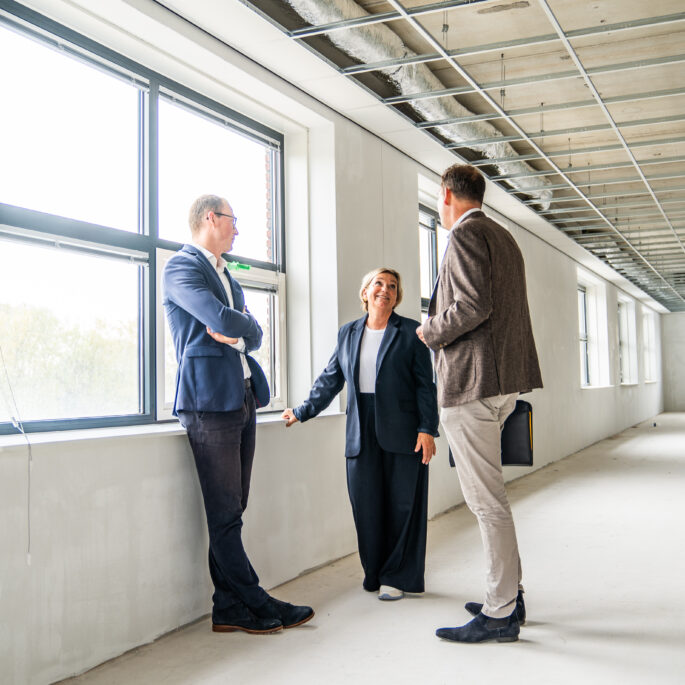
[188,194,225,234]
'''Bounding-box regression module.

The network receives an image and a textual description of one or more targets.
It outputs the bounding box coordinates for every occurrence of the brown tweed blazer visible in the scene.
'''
[423,210,543,407]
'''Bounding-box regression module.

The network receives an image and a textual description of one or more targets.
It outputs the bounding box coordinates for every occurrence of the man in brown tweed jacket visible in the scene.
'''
[417,164,542,644]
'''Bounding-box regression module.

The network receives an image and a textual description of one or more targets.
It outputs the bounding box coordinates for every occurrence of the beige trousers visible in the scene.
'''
[440,393,522,618]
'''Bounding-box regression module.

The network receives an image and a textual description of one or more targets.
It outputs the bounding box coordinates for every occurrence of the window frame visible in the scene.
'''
[578,286,590,387]
[617,296,638,385]
[419,204,439,312]
[577,270,610,389]
[0,4,285,434]
[642,309,658,383]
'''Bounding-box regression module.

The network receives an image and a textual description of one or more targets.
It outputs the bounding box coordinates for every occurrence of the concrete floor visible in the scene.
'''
[62,413,685,685]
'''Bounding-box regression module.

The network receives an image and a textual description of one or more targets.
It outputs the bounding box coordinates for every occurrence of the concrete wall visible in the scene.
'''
[0,1,666,682]
[662,313,685,410]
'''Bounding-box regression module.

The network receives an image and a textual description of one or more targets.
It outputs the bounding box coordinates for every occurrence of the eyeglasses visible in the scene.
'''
[212,212,238,226]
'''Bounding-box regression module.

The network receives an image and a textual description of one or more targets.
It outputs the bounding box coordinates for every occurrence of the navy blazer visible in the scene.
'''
[294,312,439,457]
[163,244,270,414]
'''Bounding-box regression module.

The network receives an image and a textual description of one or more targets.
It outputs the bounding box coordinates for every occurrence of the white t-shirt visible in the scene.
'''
[358,326,386,393]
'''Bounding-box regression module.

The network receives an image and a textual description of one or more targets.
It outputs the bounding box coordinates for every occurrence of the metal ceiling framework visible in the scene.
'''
[243,0,685,310]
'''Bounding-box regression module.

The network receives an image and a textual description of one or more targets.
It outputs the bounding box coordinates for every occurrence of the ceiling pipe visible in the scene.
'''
[285,0,553,208]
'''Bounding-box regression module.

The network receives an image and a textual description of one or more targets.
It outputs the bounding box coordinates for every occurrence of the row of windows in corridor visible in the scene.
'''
[0,7,660,436]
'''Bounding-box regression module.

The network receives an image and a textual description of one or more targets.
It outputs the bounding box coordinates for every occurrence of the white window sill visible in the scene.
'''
[0,410,344,451]
[0,421,186,451]
[580,384,614,390]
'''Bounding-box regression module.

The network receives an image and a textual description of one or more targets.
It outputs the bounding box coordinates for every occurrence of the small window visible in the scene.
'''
[577,270,610,388]
[419,207,437,304]
[643,310,658,382]
[578,286,590,386]
[418,204,450,312]
[617,297,638,385]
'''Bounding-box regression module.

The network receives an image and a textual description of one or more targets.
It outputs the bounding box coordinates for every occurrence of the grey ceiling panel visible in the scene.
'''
[240,0,685,309]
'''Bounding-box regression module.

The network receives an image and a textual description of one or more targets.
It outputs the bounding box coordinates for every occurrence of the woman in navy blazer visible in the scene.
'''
[282,268,439,600]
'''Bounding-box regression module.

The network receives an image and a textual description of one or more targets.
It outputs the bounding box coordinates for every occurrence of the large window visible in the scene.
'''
[0,8,285,434]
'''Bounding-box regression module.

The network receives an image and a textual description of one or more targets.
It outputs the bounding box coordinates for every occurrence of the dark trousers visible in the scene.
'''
[178,386,269,619]
[346,393,429,593]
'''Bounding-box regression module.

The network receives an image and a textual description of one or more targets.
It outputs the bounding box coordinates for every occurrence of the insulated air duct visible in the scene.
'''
[287,0,553,208]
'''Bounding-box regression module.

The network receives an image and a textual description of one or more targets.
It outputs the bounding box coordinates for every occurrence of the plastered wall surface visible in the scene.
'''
[662,313,685,410]
[0,1,665,682]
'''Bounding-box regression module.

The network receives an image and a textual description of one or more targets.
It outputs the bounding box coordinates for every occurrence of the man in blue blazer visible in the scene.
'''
[163,194,313,634]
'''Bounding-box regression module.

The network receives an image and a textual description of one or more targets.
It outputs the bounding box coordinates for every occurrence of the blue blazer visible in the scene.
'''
[294,312,439,457]
[163,244,270,414]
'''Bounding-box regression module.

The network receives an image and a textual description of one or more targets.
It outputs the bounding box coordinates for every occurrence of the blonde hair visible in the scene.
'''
[359,267,403,312]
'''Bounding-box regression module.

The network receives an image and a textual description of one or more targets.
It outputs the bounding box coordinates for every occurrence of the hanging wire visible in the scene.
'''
[499,53,506,109]
[0,342,32,566]
[441,10,449,50]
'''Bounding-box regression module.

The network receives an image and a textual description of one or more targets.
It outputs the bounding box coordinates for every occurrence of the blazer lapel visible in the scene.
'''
[223,266,244,311]
[184,245,229,306]
[350,316,366,390]
[376,312,399,375]
[426,213,482,316]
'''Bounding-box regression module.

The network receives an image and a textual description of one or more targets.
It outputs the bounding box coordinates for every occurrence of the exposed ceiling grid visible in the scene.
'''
[240,0,685,309]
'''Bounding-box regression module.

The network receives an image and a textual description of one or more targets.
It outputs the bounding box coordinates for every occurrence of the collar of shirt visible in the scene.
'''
[451,206,481,231]
[191,242,227,273]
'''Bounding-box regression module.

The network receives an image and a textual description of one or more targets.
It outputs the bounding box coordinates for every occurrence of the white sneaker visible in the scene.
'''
[378,585,404,601]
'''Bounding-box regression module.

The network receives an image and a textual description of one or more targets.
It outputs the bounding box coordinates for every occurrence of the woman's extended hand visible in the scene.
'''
[281,408,299,427]
[206,326,238,345]
[415,432,436,465]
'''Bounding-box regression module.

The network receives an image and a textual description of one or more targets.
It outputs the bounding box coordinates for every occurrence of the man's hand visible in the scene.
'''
[281,408,299,427]
[206,326,239,345]
[416,324,427,346]
[415,432,436,465]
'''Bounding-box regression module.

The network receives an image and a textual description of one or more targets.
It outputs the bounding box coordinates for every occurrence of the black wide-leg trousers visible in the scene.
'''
[346,393,429,593]
[178,385,269,621]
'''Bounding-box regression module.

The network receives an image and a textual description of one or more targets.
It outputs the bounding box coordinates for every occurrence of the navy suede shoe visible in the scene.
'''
[212,604,282,634]
[436,611,520,643]
[253,596,315,629]
[465,589,526,625]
